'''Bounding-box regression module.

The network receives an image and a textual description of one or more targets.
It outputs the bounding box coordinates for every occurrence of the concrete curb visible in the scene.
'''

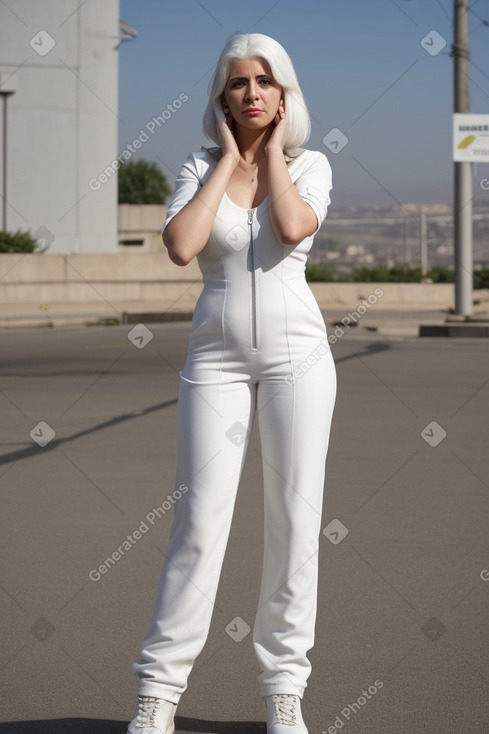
[419,323,489,337]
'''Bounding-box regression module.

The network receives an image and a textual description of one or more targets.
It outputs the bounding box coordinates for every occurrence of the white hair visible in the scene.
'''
[202,33,311,158]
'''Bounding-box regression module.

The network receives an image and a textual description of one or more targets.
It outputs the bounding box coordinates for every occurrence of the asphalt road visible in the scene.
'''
[0,323,488,733]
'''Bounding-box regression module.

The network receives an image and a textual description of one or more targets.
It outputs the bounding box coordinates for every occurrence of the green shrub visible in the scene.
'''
[0,230,40,253]
[350,265,390,282]
[474,268,489,290]
[425,266,453,283]
[304,263,487,285]
[305,263,338,281]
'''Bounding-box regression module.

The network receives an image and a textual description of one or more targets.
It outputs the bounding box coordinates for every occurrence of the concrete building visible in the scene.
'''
[118,204,168,253]
[0,0,134,254]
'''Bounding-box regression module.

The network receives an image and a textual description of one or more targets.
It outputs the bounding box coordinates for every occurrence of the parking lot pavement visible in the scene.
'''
[0,323,488,733]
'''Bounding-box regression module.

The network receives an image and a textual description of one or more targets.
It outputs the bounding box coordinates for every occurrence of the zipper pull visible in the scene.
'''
[248,209,253,225]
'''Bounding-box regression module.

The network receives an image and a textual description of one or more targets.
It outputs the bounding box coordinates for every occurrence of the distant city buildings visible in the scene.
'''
[313,200,489,273]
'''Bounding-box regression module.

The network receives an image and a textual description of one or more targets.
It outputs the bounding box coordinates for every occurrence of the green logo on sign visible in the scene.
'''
[458,135,476,149]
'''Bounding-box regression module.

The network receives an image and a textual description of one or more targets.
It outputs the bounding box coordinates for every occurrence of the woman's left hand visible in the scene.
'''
[265,99,286,152]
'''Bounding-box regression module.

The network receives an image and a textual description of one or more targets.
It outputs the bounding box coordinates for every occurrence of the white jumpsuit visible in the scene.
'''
[132,146,337,703]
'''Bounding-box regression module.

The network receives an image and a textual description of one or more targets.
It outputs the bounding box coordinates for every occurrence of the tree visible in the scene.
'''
[118,159,172,204]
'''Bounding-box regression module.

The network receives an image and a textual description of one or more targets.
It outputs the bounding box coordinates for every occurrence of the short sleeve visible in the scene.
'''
[162,153,202,235]
[293,151,333,235]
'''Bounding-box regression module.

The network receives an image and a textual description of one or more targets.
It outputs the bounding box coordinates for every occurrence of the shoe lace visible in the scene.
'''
[273,694,297,726]
[136,695,163,727]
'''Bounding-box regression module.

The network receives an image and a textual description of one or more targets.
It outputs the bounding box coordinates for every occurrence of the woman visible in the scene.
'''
[127,32,337,734]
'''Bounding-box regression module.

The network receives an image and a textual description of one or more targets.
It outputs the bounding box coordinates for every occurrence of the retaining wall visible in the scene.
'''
[0,253,480,310]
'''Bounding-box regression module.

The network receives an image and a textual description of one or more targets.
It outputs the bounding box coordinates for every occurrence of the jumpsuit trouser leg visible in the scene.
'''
[253,349,337,698]
[133,376,256,704]
[132,348,337,704]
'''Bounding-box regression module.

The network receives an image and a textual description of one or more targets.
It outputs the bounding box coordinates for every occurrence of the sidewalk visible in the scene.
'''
[0,300,458,336]
[0,301,184,330]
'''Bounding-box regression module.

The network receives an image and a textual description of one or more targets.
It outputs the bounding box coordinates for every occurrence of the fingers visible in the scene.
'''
[214,99,225,124]
[214,100,235,139]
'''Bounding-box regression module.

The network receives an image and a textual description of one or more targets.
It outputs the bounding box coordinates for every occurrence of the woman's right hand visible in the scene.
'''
[214,100,240,165]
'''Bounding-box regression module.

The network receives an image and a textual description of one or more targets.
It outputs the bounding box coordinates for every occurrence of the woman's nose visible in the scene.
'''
[246,82,259,100]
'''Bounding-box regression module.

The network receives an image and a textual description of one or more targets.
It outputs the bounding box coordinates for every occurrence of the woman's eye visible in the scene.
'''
[230,79,272,88]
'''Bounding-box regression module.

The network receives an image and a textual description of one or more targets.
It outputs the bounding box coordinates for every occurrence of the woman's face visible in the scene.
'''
[221,57,283,131]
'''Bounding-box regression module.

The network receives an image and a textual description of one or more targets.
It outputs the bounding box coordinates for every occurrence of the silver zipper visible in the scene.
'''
[248,208,257,351]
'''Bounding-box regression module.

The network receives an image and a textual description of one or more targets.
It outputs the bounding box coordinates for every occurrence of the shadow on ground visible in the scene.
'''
[0,717,267,734]
[0,397,178,468]
[0,341,392,470]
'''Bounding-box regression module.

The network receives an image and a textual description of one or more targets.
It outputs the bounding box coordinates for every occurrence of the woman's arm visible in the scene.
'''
[163,103,240,266]
[163,153,237,266]
[266,144,319,246]
[265,105,331,247]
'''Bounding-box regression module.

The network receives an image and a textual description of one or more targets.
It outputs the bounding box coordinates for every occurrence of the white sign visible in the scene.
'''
[453,114,489,162]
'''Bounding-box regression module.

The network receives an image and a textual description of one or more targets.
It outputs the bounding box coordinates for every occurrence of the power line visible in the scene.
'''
[468,7,489,27]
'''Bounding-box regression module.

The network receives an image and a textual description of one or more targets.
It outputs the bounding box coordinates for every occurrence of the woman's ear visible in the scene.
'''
[220,93,229,114]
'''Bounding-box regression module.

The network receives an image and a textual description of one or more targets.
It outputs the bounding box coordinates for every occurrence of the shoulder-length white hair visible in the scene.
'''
[202,33,311,159]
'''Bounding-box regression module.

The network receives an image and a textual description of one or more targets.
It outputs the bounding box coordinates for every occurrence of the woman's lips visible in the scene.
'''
[243,109,263,116]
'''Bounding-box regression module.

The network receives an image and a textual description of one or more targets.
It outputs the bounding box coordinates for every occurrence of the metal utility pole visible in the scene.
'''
[0,90,15,231]
[453,0,473,316]
[419,207,428,278]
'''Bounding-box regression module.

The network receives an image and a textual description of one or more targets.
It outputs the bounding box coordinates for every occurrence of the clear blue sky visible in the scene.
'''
[118,0,489,207]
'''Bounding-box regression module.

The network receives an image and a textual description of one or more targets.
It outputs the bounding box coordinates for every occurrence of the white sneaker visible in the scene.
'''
[265,694,308,734]
[127,695,177,734]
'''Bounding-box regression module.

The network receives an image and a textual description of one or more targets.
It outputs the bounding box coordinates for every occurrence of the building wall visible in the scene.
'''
[118,204,168,253]
[0,0,120,253]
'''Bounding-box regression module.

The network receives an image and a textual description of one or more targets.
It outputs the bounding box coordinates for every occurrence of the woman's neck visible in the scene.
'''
[233,124,274,164]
